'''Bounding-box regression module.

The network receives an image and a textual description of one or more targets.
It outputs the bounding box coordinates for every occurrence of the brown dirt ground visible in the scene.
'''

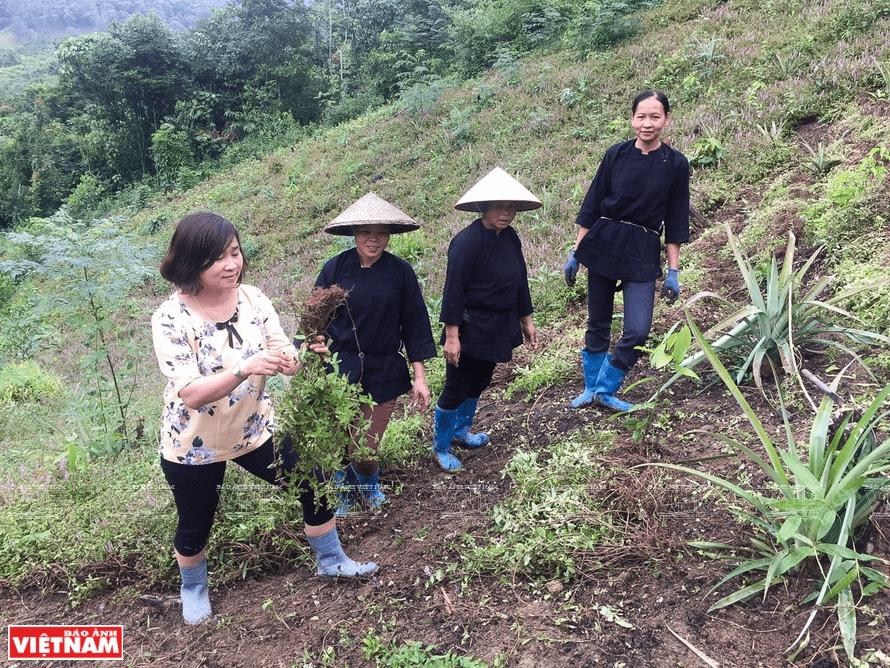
[2,361,888,668]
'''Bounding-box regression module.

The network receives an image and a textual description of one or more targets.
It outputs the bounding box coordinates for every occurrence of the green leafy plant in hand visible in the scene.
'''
[647,316,890,663]
[275,286,373,504]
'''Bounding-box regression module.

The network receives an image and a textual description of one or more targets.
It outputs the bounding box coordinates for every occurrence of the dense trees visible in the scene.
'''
[0,0,654,227]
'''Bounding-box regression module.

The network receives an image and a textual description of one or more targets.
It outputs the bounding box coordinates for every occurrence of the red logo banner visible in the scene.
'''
[7,625,124,661]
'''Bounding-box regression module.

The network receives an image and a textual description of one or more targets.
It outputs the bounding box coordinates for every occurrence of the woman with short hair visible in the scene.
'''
[151,212,377,626]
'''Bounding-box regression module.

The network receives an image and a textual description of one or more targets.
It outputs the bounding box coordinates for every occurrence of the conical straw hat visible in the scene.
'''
[324,192,421,235]
[454,167,542,212]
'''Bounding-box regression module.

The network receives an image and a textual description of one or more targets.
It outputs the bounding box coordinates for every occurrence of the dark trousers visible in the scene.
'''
[437,354,497,410]
[585,272,655,371]
[160,436,333,557]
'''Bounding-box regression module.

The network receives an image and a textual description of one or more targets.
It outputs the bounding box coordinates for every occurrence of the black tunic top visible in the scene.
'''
[315,249,436,403]
[439,219,533,363]
[574,139,690,282]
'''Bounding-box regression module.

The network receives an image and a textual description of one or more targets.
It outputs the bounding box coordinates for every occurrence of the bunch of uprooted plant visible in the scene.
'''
[645,316,890,664]
[275,285,373,503]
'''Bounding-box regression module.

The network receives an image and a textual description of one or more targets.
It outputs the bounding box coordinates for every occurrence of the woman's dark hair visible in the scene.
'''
[159,212,246,295]
[632,90,670,115]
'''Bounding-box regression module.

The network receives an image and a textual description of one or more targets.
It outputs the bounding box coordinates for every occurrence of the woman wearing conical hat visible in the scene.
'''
[316,193,436,513]
[434,167,541,472]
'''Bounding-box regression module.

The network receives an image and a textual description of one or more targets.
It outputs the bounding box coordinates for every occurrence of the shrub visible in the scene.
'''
[688,134,727,169]
[150,123,194,190]
[0,360,62,403]
[565,0,650,55]
[0,49,21,67]
[378,409,427,465]
[802,147,888,252]
[322,91,385,127]
[0,214,156,448]
[653,317,890,663]
[397,78,453,120]
[64,174,107,220]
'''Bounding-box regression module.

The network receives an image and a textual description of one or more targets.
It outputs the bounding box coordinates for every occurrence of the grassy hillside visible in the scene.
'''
[126,0,888,298]
[1,0,889,664]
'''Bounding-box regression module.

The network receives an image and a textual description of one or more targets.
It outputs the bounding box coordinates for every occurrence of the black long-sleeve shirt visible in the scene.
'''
[315,248,435,403]
[575,139,690,281]
[439,219,533,363]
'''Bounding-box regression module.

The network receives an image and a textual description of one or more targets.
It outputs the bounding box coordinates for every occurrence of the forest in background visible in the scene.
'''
[0,0,655,228]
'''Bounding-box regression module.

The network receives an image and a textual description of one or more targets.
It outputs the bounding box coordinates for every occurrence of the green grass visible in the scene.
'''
[502,328,581,402]
[458,428,615,582]
[1,0,889,602]
[0,448,318,597]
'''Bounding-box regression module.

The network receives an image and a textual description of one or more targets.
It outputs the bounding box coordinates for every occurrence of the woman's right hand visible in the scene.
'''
[443,337,461,367]
[305,335,329,357]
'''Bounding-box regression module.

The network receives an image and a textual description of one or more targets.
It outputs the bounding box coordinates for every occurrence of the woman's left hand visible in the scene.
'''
[521,317,539,350]
[411,379,431,411]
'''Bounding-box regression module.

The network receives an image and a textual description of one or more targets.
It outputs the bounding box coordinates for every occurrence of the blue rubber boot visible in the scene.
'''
[453,398,489,448]
[570,350,608,408]
[307,527,378,578]
[179,558,212,625]
[433,406,462,472]
[333,467,356,518]
[593,357,635,412]
[354,467,387,510]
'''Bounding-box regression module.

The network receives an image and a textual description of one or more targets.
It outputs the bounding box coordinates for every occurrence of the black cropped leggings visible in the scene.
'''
[437,354,497,410]
[160,436,333,557]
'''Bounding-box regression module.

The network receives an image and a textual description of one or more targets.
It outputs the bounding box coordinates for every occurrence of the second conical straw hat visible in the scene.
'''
[324,192,421,235]
[454,167,542,212]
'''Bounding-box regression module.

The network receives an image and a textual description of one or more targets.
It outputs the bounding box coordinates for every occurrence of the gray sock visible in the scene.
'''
[179,559,212,625]
[307,528,378,577]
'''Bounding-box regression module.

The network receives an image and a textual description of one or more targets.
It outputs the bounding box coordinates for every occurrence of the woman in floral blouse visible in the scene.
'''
[151,212,377,626]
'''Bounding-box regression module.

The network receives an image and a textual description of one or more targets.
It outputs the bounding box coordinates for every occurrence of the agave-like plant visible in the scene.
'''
[655,223,890,401]
[648,316,890,662]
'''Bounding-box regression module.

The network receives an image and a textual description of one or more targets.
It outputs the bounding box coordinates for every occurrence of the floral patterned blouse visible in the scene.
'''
[151,284,296,465]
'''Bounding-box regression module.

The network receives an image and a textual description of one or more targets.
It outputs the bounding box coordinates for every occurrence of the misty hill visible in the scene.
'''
[0,0,227,42]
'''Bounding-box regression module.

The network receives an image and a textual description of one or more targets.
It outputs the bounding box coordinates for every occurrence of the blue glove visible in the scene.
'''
[563,250,579,287]
[660,268,680,303]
